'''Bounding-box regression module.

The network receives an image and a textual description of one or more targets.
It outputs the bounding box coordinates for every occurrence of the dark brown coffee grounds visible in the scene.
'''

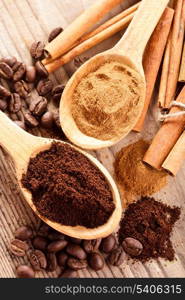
[22,142,115,228]
[119,197,180,261]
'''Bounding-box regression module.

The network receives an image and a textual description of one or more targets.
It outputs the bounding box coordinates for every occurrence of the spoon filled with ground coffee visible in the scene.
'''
[0,111,121,239]
[60,0,169,149]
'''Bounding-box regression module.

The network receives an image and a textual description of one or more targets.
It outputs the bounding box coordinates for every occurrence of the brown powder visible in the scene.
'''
[114,139,167,196]
[119,197,181,261]
[71,61,144,140]
[21,142,115,228]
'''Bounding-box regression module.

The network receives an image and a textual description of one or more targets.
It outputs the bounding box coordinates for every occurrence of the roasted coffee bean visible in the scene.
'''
[12,61,22,72]
[66,244,87,260]
[47,231,66,241]
[9,93,22,113]
[16,265,35,278]
[30,41,45,59]
[14,120,26,130]
[88,253,104,271]
[37,223,50,237]
[59,269,77,278]
[100,235,116,253]
[48,27,63,42]
[122,237,143,257]
[53,111,60,128]
[67,258,87,270]
[69,237,82,245]
[83,239,101,253]
[1,56,17,67]
[29,250,47,271]
[35,61,48,78]
[32,236,48,251]
[10,239,29,257]
[47,240,68,253]
[57,252,68,267]
[73,56,89,69]
[14,80,30,98]
[41,111,53,128]
[0,99,7,111]
[25,66,36,83]
[24,112,39,127]
[13,63,26,81]
[14,226,33,241]
[0,85,11,98]
[46,253,58,272]
[37,78,53,96]
[107,246,126,266]
[0,62,13,79]
[52,84,65,103]
[29,96,47,116]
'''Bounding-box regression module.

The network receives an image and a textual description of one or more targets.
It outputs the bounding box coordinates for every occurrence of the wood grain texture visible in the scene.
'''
[0,0,185,278]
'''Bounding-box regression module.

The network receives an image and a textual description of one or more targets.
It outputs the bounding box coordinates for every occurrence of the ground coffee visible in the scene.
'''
[119,197,180,261]
[22,142,115,228]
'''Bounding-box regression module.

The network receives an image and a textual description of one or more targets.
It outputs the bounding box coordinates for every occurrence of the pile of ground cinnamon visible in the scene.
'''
[114,139,167,196]
[71,61,144,140]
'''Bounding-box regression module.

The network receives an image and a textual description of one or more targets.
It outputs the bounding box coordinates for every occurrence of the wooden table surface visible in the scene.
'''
[0,0,185,278]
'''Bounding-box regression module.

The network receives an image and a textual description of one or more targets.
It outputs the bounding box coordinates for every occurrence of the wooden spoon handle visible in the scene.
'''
[115,0,169,63]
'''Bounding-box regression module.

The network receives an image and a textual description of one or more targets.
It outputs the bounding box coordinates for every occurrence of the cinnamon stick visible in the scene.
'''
[133,7,174,132]
[178,40,185,81]
[143,85,185,170]
[44,0,124,61]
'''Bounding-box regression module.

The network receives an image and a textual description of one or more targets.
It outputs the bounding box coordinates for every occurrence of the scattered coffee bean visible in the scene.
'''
[66,244,87,260]
[73,56,89,69]
[47,240,68,253]
[53,110,60,128]
[14,80,30,98]
[46,253,58,272]
[107,246,126,266]
[14,226,33,241]
[35,61,48,78]
[9,93,22,113]
[83,239,101,253]
[24,111,39,127]
[48,27,63,42]
[30,41,45,59]
[52,84,65,103]
[10,239,29,257]
[0,99,7,111]
[69,237,82,245]
[12,61,22,72]
[57,252,68,267]
[41,111,53,128]
[0,62,13,79]
[100,235,116,253]
[32,236,48,251]
[29,249,47,271]
[47,231,65,241]
[29,96,47,116]
[16,265,35,278]
[0,85,11,98]
[122,237,143,257]
[26,66,36,83]
[37,78,53,96]
[88,253,104,271]
[13,63,26,81]
[59,269,77,278]
[1,56,17,67]
[14,120,26,130]
[67,258,87,270]
[37,223,50,237]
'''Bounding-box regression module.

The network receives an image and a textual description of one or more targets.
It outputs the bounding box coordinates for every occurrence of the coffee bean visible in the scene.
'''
[30,41,45,59]
[25,66,36,83]
[37,78,53,96]
[14,226,33,241]
[52,84,65,103]
[0,99,7,111]
[57,252,68,267]
[10,239,29,257]
[14,80,30,98]
[29,250,47,271]
[12,61,22,72]
[41,111,53,128]
[14,120,26,130]
[35,61,48,78]
[13,63,26,81]
[66,244,87,260]
[69,237,82,245]
[46,253,58,272]
[83,239,101,253]
[32,236,48,251]
[9,93,22,113]
[73,56,89,69]
[67,258,87,270]
[16,265,35,278]
[107,246,126,266]
[122,237,143,257]
[1,56,17,67]
[47,231,66,241]
[47,240,68,253]
[24,112,39,127]
[37,223,50,237]
[0,62,13,79]
[29,96,47,116]
[0,85,11,98]
[100,235,116,253]
[88,253,104,271]
[53,111,60,128]
[48,27,63,42]
[59,269,77,278]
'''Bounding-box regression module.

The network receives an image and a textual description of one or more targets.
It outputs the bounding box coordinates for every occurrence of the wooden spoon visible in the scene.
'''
[60,0,169,150]
[0,111,122,239]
